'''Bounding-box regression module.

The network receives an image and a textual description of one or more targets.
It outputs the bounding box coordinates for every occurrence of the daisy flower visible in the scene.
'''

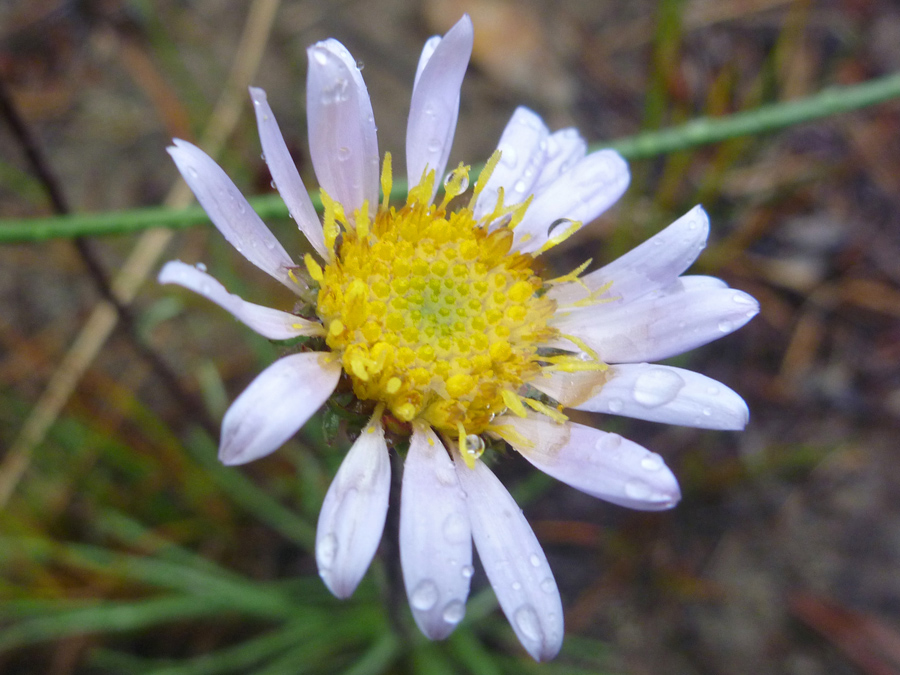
[159,15,758,661]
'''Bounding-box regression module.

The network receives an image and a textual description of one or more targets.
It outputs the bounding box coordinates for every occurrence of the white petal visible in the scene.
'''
[513,149,630,254]
[306,39,379,217]
[400,426,472,640]
[219,353,340,465]
[158,261,322,340]
[497,415,681,511]
[474,107,549,221]
[249,87,329,260]
[406,15,473,196]
[454,457,563,662]
[549,205,710,307]
[551,281,760,363]
[571,363,750,430]
[317,413,391,599]
[531,128,586,194]
[167,140,299,293]
[529,369,608,409]
[414,36,443,88]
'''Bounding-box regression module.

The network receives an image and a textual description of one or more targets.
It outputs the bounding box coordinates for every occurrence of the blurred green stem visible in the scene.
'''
[1,71,899,243]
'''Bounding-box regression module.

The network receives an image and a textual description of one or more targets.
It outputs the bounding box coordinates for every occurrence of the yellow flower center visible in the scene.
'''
[307,152,560,445]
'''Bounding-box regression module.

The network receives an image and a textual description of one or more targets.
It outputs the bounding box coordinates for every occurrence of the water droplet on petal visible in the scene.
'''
[595,433,622,452]
[442,600,466,624]
[633,368,685,408]
[718,320,733,333]
[529,554,541,568]
[499,147,518,167]
[337,146,351,162]
[706,385,720,396]
[316,533,338,570]
[514,605,542,642]
[356,59,365,71]
[607,398,624,413]
[194,262,207,272]
[640,453,663,472]
[732,293,754,305]
[540,578,555,593]
[410,579,439,611]
[260,153,266,161]
[512,581,522,591]
[264,239,275,250]
[461,565,474,579]
[513,179,527,193]
[625,478,652,500]
[313,49,328,66]
[442,513,468,544]
[187,166,199,178]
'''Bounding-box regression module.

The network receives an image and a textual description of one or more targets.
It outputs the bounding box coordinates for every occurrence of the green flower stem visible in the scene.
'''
[2,71,899,244]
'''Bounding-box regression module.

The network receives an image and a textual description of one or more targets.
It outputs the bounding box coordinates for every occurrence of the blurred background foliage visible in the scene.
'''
[1,0,900,673]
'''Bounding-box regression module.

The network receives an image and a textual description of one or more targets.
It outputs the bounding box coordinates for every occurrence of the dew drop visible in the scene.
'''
[270,180,276,189]
[706,385,720,396]
[316,533,338,570]
[194,262,207,272]
[461,565,475,579]
[500,147,518,167]
[529,554,541,568]
[264,239,276,250]
[513,179,527,193]
[187,166,199,178]
[410,579,439,611]
[313,49,328,66]
[540,578,555,594]
[200,282,211,294]
[356,59,365,71]
[514,605,542,642]
[442,513,468,544]
[625,478,652,500]
[548,217,574,238]
[260,153,266,161]
[427,138,442,153]
[595,433,622,452]
[640,453,663,472]
[718,320,733,333]
[512,581,522,591]
[702,407,712,416]
[633,368,685,408]
[607,398,624,413]
[732,293,754,306]
[337,146,351,162]
[442,600,466,624]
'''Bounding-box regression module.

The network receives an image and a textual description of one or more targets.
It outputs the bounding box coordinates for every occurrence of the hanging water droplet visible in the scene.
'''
[260,152,266,161]
[607,398,624,413]
[461,565,474,579]
[464,434,484,457]
[356,59,365,71]
[442,513,468,544]
[633,368,685,408]
[548,218,574,238]
[194,262,207,272]
[514,605,541,642]
[316,533,338,570]
[270,180,276,189]
[442,600,465,624]
[410,579,439,611]
[624,478,652,500]
[640,453,663,472]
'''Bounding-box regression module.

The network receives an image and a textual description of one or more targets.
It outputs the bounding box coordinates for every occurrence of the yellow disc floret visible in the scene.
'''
[311,152,559,439]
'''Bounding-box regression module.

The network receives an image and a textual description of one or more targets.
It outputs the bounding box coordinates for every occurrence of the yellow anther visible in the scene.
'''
[380,152,393,211]
[304,254,324,282]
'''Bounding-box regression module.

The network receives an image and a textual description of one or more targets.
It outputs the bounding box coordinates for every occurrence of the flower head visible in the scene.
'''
[159,15,758,662]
